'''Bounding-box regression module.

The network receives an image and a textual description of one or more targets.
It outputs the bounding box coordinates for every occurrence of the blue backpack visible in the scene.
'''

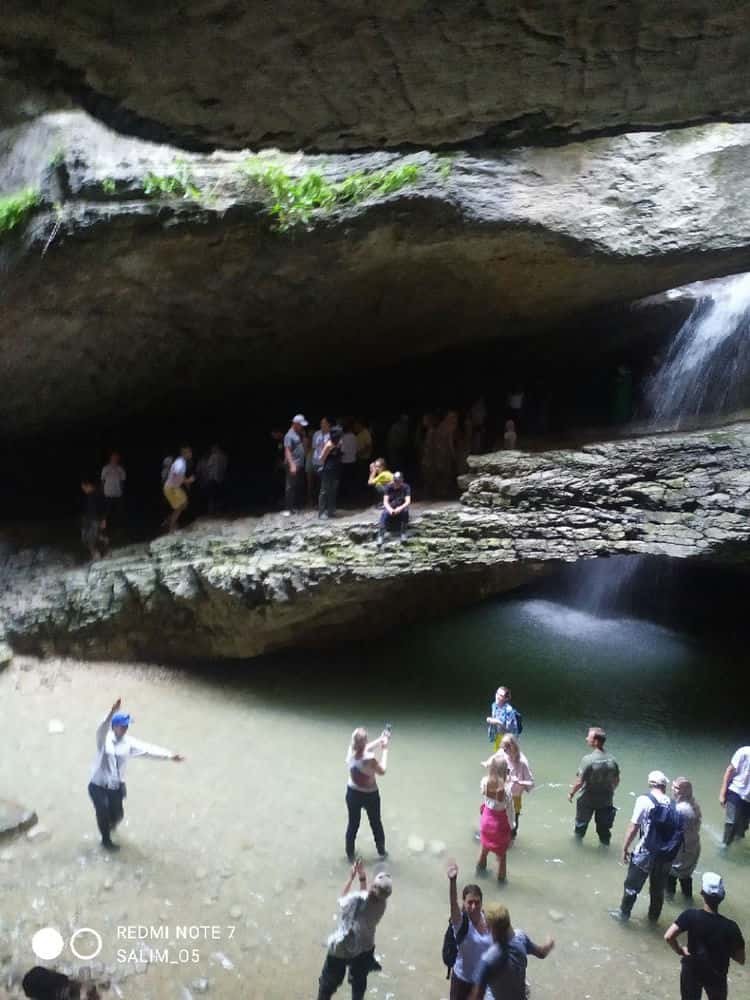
[642,793,683,862]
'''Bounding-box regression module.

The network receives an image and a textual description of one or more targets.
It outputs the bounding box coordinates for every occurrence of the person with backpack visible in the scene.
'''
[444,860,492,999]
[664,872,745,1000]
[486,686,522,752]
[611,769,683,923]
[469,904,555,1000]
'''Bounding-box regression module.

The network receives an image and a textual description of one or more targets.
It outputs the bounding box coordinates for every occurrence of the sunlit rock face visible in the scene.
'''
[2,424,749,662]
[4,113,750,438]
[1,3,750,151]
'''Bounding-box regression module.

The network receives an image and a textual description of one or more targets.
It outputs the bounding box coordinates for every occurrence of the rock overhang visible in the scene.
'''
[4,114,750,438]
[2,3,750,152]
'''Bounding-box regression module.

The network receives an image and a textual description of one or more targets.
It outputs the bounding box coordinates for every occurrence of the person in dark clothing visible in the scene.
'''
[22,966,100,999]
[377,472,411,546]
[282,413,308,515]
[664,872,745,1000]
[319,423,343,519]
[80,478,107,560]
[568,726,620,844]
[345,726,390,862]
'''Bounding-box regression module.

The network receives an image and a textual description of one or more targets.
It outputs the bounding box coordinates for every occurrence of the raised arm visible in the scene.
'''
[96,698,121,749]
[719,763,736,805]
[341,859,366,897]
[446,861,461,926]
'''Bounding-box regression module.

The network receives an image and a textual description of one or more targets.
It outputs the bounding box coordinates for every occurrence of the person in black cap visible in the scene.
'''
[88,698,184,851]
[377,472,411,546]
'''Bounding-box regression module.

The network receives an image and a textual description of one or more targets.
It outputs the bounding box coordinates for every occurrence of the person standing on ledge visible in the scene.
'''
[282,413,308,516]
[719,744,750,849]
[568,726,619,845]
[486,686,520,752]
[88,698,184,851]
[664,872,745,1000]
[162,444,194,533]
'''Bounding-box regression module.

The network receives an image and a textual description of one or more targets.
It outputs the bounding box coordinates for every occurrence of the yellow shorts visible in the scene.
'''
[513,794,522,816]
[163,485,187,510]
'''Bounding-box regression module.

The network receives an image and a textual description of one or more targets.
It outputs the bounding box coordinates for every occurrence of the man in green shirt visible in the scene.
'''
[568,727,620,845]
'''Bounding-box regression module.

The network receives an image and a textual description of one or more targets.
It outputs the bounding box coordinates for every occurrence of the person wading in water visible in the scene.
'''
[88,698,184,851]
[345,726,390,863]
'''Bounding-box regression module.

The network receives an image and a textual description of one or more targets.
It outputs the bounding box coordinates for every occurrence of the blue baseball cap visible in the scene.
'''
[112,712,132,727]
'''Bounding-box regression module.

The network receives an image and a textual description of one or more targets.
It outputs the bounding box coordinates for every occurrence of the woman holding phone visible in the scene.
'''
[345,725,391,862]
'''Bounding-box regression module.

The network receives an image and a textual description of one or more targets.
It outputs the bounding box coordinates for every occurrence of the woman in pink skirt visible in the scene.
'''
[477,754,515,882]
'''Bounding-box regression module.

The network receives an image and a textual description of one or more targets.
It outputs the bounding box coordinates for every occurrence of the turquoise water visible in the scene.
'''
[1,588,748,999]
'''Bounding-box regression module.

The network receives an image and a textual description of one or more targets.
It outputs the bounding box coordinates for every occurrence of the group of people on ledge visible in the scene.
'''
[77,397,526,560]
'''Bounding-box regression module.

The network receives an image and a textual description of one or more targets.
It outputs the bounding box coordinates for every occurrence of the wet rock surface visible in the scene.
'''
[0,799,37,838]
[5,114,750,436]
[1,3,750,151]
[1,424,749,662]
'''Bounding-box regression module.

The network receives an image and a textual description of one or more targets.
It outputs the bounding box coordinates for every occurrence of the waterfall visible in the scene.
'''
[647,272,750,428]
[559,272,750,617]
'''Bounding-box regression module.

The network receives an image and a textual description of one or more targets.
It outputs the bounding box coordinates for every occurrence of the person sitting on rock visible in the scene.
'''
[367,457,394,503]
[377,472,411,546]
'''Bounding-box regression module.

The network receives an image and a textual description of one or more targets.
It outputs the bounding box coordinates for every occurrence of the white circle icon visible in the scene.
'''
[70,927,103,961]
[31,927,64,960]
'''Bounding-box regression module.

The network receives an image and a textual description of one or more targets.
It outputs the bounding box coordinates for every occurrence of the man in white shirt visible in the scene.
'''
[162,445,194,532]
[101,451,126,538]
[720,745,750,848]
[611,770,678,922]
[316,861,392,1000]
[88,698,184,851]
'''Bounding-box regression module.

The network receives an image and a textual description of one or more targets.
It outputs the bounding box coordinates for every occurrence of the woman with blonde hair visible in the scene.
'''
[477,754,514,882]
[345,726,390,863]
[469,904,555,1000]
[500,734,534,839]
[667,776,702,900]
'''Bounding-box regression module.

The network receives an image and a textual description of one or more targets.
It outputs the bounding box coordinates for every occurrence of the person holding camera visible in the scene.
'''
[345,726,391,862]
[316,859,393,1000]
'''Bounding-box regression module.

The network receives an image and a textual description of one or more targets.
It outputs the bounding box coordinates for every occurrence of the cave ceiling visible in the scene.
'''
[2,3,750,151]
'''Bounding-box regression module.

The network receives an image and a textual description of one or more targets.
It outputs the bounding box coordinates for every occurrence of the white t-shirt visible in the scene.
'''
[729,746,750,800]
[101,463,126,498]
[165,457,186,489]
[630,788,669,865]
[340,432,357,464]
[452,916,492,984]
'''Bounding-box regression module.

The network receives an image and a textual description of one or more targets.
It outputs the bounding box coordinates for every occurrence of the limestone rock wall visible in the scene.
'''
[2,424,749,662]
[4,114,750,437]
[1,3,750,151]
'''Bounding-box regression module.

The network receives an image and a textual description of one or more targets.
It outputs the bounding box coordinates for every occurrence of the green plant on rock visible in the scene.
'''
[0,188,40,235]
[142,158,201,201]
[242,161,421,231]
[101,177,117,195]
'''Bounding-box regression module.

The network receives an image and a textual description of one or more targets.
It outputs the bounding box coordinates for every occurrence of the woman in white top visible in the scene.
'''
[446,860,492,1000]
[667,776,701,900]
[345,726,390,862]
[499,734,535,839]
[477,754,515,882]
